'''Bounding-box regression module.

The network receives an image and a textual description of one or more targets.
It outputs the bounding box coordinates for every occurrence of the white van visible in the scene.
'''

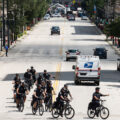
[72,55,101,85]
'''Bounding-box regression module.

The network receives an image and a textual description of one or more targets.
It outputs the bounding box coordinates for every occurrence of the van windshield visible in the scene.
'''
[68,50,77,53]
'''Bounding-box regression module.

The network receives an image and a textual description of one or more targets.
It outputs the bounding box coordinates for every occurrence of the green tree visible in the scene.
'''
[7,0,51,39]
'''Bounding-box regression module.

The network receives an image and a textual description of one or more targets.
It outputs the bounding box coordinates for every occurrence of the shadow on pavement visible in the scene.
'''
[24,113,35,116]
[3,70,120,83]
[107,85,120,88]
[6,97,14,99]
[66,82,97,86]
[8,110,19,112]
[47,117,62,119]
[71,25,101,35]
[6,102,14,103]
[72,39,104,42]
[5,106,16,108]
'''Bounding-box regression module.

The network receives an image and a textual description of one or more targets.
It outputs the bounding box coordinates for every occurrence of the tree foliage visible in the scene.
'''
[81,0,105,16]
[104,18,120,37]
[7,0,51,37]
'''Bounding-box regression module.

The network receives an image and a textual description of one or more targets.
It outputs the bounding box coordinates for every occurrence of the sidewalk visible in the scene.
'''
[0,21,40,57]
[0,42,17,57]
[0,30,30,57]
[0,35,27,57]
[93,22,120,56]
[106,39,120,55]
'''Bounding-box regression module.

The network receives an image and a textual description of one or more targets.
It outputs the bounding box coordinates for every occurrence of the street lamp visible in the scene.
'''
[7,0,10,48]
[2,0,5,47]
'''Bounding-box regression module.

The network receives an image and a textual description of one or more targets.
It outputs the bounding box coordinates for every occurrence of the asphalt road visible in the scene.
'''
[0,17,120,120]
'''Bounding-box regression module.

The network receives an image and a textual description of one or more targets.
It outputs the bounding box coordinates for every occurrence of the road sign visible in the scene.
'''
[94,5,96,14]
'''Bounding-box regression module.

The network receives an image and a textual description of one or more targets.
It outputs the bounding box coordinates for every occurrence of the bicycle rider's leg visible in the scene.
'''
[95,102,100,117]
[33,101,37,108]
[24,95,26,102]
[16,94,20,107]
[59,100,64,116]
[33,98,37,108]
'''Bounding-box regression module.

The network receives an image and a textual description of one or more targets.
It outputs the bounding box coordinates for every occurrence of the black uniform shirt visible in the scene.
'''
[92,92,103,102]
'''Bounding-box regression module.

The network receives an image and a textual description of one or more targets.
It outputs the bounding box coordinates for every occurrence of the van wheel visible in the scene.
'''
[75,80,79,85]
[105,56,107,59]
[75,79,79,85]
[95,81,100,86]
[66,58,69,61]
[79,81,81,85]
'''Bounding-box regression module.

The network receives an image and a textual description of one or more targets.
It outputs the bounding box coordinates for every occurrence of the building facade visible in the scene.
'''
[114,0,120,18]
[104,0,120,19]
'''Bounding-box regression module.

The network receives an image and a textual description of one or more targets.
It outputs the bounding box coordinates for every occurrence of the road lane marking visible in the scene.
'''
[53,63,61,102]
[53,23,64,102]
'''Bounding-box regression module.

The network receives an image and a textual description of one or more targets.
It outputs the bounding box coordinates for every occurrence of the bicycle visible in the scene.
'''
[87,100,109,119]
[32,97,44,116]
[52,100,75,119]
[18,94,25,112]
[45,94,52,112]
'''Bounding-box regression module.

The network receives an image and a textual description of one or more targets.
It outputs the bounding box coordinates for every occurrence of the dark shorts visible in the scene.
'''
[16,94,26,99]
[89,101,100,110]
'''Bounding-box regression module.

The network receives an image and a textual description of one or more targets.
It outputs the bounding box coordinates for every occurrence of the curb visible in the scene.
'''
[91,19,120,56]
[0,20,43,57]
[0,51,5,57]
[106,39,120,55]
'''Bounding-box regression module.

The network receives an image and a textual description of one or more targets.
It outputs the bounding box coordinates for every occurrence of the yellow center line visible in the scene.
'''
[53,63,61,102]
[52,24,64,102]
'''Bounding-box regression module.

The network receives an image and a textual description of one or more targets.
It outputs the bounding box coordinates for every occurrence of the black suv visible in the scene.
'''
[51,26,60,35]
[93,48,108,59]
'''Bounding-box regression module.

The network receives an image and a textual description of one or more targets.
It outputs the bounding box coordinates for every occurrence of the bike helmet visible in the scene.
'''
[44,70,47,72]
[37,84,41,88]
[31,66,33,69]
[95,87,100,90]
[21,82,25,85]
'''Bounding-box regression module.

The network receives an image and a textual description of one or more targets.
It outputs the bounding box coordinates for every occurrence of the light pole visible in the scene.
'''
[2,0,5,47]
[7,0,10,47]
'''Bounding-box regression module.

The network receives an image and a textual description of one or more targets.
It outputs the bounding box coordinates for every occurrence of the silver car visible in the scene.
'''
[81,16,88,20]
[52,13,61,17]
[66,49,81,61]
[44,14,50,20]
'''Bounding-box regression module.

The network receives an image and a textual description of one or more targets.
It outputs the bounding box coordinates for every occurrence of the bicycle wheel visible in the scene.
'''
[52,108,59,118]
[39,105,44,116]
[32,107,37,115]
[87,109,96,118]
[100,107,109,119]
[49,104,52,112]
[65,107,75,119]
[45,104,48,112]
[18,101,24,112]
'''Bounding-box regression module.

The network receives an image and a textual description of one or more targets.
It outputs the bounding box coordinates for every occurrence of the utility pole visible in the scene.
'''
[2,0,5,47]
[7,0,10,47]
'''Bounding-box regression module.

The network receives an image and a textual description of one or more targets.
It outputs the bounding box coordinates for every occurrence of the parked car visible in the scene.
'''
[81,16,88,20]
[66,49,80,61]
[117,58,120,71]
[93,48,108,59]
[52,13,61,17]
[68,14,75,21]
[51,26,60,35]
[44,14,50,20]
[72,56,101,85]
